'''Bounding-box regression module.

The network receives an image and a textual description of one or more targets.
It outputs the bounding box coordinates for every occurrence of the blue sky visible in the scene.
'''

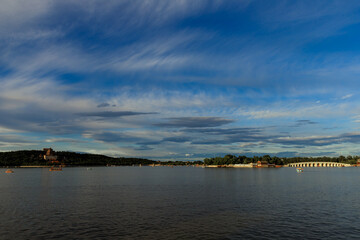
[2,0,360,160]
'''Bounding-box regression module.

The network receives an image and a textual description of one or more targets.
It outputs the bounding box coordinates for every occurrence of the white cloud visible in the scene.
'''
[239,102,354,120]
[341,94,353,100]
[0,0,51,32]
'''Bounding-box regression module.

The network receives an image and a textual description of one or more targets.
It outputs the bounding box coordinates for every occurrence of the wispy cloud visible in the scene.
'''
[2,1,360,158]
[239,102,356,120]
[271,132,360,147]
[97,103,111,108]
[154,117,234,128]
[78,111,157,118]
[341,94,353,100]
[45,138,88,143]
[86,131,145,143]
[291,120,318,127]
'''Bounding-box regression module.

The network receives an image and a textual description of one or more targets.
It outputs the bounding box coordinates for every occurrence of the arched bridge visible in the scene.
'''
[287,162,352,167]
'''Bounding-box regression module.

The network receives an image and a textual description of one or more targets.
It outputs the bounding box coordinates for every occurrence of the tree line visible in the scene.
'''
[203,154,360,165]
[0,150,156,167]
[1,150,358,167]
[0,150,204,167]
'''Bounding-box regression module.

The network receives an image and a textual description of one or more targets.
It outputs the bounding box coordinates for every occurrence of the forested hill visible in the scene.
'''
[0,150,156,166]
[204,154,359,165]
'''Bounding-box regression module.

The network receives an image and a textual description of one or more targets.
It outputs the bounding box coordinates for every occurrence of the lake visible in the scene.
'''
[1,166,360,239]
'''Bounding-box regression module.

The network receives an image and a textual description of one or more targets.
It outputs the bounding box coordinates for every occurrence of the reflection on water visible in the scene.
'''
[1,167,360,239]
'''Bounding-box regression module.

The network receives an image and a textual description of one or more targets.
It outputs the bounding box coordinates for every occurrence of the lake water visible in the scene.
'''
[1,166,360,239]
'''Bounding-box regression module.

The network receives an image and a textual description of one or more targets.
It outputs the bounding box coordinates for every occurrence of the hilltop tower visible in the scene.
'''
[40,148,58,163]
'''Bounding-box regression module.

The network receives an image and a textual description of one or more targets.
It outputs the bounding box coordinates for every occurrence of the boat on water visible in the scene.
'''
[5,169,14,173]
[49,166,62,171]
[296,168,303,173]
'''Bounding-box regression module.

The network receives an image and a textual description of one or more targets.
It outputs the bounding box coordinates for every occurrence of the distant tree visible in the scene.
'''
[338,155,346,163]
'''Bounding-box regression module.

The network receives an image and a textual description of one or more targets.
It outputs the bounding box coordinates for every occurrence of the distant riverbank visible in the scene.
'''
[2,150,360,168]
[0,150,203,167]
[19,166,50,168]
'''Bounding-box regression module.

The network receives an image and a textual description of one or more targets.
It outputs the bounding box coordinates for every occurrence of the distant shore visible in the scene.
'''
[19,166,50,168]
[1,164,206,168]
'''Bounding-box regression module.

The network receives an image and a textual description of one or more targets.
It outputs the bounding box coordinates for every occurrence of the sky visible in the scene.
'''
[2,0,360,160]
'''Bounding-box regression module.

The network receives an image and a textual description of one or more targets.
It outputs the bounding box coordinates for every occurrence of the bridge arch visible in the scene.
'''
[287,162,351,168]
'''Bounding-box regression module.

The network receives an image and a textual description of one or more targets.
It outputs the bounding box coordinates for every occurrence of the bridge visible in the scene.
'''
[287,162,352,167]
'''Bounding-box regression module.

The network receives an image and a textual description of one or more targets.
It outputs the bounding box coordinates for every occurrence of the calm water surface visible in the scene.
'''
[1,166,360,239]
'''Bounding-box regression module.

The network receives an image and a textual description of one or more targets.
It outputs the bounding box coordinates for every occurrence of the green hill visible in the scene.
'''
[0,150,156,167]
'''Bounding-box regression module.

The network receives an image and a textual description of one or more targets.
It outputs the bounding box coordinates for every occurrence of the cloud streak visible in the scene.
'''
[154,117,234,128]
[78,111,157,118]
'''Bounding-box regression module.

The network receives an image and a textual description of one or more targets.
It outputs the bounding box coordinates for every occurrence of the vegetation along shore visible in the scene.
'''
[1,149,360,168]
[0,149,203,167]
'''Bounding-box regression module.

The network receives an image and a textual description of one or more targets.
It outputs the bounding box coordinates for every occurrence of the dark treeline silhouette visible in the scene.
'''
[0,150,156,167]
[204,154,359,165]
[0,150,204,167]
[1,150,358,167]
[160,160,203,166]
[58,152,155,166]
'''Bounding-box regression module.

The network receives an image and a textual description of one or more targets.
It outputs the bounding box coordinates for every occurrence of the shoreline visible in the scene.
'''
[1,165,206,168]
[19,166,51,168]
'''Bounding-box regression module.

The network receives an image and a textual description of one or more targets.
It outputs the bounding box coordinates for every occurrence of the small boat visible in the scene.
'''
[296,168,303,173]
[87,167,92,171]
[5,169,14,173]
[49,166,62,171]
